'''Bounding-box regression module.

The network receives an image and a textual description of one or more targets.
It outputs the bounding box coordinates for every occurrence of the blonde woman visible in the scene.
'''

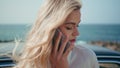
[13,0,99,68]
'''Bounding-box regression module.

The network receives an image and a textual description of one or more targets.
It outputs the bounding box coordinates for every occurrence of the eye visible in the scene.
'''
[65,26,74,30]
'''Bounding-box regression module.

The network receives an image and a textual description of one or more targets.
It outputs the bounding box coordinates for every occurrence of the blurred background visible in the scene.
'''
[0,0,120,51]
[0,0,120,68]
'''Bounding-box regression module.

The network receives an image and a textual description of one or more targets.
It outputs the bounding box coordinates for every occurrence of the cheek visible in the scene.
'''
[59,27,73,38]
[60,28,73,38]
[64,30,72,37]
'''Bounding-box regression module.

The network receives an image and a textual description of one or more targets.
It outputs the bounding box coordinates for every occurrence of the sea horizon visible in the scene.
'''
[0,23,120,42]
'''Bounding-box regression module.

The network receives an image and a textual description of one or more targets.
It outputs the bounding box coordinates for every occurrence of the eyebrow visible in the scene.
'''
[65,20,81,25]
[65,22,76,25]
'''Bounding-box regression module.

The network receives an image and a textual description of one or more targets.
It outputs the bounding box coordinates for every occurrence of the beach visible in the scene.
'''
[0,42,24,56]
[0,41,120,54]
[88,41,120,52]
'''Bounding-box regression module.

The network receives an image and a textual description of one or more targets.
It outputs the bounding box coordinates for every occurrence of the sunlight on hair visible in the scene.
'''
[12,0,82,68]
[12,38,21,61]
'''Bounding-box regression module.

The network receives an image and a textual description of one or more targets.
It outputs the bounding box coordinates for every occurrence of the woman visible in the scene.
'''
[13,0,99,68]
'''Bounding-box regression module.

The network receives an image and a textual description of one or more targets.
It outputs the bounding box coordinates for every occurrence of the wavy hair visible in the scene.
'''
[13,0,82,68]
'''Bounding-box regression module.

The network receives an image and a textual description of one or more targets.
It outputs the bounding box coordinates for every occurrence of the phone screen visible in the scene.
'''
[52,29,70,53]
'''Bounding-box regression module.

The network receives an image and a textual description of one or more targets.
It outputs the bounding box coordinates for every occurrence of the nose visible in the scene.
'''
[72,27,80,36]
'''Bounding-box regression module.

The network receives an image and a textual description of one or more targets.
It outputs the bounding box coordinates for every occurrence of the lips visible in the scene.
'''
[70,39,76,43]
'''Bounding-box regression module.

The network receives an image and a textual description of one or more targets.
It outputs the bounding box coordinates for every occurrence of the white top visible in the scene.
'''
[68,45,99,68]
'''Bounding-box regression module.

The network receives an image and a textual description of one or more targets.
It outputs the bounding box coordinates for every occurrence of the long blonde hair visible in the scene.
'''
[13,0,82,68]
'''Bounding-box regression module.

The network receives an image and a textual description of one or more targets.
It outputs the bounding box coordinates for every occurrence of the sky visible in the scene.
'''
[0,0,120,24]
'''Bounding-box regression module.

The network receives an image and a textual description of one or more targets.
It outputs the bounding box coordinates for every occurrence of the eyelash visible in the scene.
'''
[66,27,73,30]
[66,26,79,30]
[65,25,79,30]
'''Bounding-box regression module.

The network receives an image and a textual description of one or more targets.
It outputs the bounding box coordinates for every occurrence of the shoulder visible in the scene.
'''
[69,45,99,68]
[73,45,96,57]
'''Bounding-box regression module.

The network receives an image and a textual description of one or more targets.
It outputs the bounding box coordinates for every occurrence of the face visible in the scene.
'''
[59,10,81,45]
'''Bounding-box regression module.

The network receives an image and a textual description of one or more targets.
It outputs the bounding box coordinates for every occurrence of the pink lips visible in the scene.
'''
[70,39,76,43]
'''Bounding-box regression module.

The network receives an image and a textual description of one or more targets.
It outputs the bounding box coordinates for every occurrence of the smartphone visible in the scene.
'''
[52,29,70,53]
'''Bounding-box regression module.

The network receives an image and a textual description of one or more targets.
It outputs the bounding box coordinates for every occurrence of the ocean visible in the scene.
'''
[0,24,120,42]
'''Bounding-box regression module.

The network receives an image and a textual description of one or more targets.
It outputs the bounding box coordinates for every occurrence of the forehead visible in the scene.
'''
[65,10,81,24]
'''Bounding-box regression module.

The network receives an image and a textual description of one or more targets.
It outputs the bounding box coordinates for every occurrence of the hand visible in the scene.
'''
[50,31,74,68]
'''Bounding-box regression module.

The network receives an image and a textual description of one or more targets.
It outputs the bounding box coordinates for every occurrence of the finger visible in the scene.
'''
[53,31,62,55]
[58,36,68,57]
[49,55,56,68]
[63,43,74,57]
